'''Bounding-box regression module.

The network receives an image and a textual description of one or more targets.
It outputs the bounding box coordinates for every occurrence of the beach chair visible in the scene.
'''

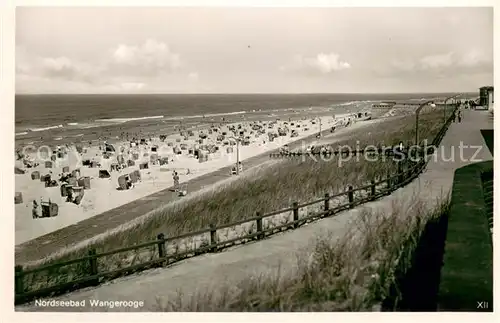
[14,192,23,204]
[99,169,111,179]
[15,167,26,175]
[178,184,188,197]
[31,171,40,180]
[78,176,91,189]
[41,200,59,218]
[118,174,132,190]
[67,186,85,205]
[129,171,139,183]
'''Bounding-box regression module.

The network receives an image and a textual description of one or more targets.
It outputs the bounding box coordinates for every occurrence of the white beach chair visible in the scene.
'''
[178,184,188,197]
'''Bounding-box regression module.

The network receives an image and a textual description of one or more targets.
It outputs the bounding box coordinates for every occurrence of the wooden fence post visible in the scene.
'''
[348,186,354,208]
[15,265,24,295]
[397,161,403,185]
[88,248,99,286]
[324,193,330,213]
[209,224,217,252]
[256,212,264,239]
[157,233,166,259]
[370,179,376,200]
[293,202,299,228]
[387,171,392,190]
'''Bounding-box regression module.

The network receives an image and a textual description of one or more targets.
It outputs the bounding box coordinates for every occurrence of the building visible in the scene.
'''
[371,101,396,108]
[372,101,396,108]
[479,86,494,110]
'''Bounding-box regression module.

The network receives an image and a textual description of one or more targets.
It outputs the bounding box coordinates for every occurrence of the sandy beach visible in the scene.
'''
[15,113,365,245]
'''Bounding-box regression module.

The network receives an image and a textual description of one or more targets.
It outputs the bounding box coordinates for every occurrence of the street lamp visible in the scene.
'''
[415,100,435,146]
[228,136,241,175]
[443,94,460,123]
[317,117,322,138]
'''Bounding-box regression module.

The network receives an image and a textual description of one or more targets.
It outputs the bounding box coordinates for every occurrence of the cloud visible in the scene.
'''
[188,72,199,82]
[39,56,95,82]
[16,39,194,93]
[458,48,491,68]
[16,47,98,84]
[120,82,146,90]
[108,39,183,77]
[384,49,492,76]
[280,52,351,75]
[419,53,454,70]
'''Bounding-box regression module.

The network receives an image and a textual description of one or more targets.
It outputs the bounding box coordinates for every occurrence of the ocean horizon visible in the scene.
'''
[14,92,476,147]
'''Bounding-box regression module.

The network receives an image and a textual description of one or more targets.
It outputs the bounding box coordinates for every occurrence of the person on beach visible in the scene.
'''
[32,200,39,219]
[173,171,180,191]
[457,110,462,123]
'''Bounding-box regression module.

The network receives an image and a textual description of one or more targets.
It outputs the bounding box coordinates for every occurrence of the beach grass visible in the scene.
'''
[20,109,445,295]
[152,196,450,311]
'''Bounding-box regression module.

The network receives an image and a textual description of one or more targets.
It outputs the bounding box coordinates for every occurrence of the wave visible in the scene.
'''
[29,125,64,132]
[338,101,359,106]
[163,110,248,121]
[94,115,165,123]
[16,100,373,137]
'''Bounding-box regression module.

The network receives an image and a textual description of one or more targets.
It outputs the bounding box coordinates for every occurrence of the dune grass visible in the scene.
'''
[19,109,446,298]
[153,196,451,311]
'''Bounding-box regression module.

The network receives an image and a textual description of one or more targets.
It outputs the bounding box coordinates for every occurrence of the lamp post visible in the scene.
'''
[228,136,241,175]
[318,117,322,138]
[415,100,435,146]
[443,94,460,123]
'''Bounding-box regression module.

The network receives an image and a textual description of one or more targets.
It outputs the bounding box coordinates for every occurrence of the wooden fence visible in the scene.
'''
[14,110,456,305]
[482,171,493,232]
[269,146,429,159]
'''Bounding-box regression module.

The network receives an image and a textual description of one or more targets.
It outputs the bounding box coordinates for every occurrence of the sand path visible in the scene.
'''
[16,109,492,312]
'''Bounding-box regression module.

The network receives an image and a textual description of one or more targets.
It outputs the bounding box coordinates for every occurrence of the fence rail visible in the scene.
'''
[269,146,421,159]
[14,109,456,305]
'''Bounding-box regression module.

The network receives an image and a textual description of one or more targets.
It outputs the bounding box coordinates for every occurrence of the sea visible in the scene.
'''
[14,93,472,148]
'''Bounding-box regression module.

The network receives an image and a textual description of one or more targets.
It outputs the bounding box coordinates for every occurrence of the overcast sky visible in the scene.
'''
[16,7,493,94]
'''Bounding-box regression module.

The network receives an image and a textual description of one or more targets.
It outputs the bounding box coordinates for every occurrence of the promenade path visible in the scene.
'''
[17,110,493,312]
[15,119,381,264]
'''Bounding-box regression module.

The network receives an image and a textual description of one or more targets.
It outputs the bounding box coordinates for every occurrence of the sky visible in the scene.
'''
[15,7,493,94]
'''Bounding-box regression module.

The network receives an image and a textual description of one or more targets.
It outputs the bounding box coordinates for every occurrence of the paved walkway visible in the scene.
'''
[17,110,493,312]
